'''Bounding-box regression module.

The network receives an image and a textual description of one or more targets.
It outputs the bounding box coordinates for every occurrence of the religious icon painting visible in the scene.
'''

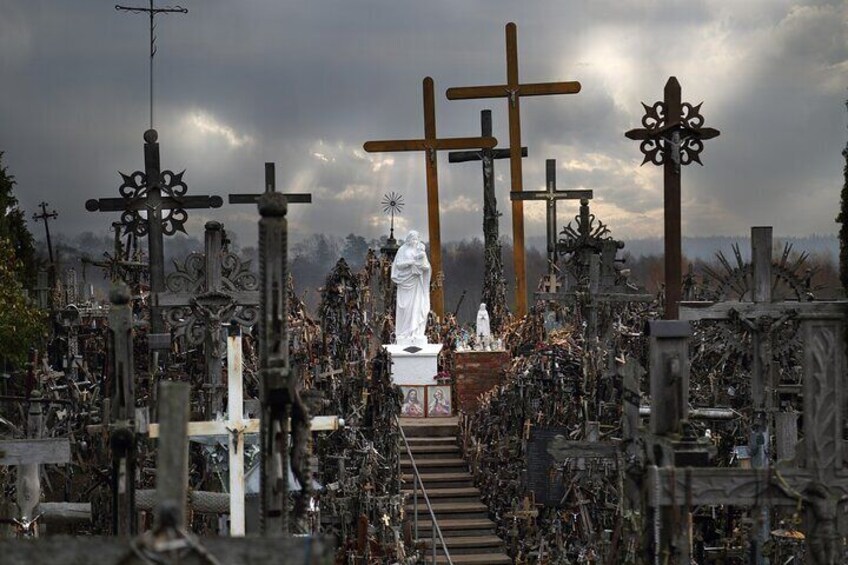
[400,386,426,418]
[426,385,452,418]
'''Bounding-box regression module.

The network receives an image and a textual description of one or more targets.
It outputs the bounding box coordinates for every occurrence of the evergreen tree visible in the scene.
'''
[0,235,46,366]
[0,152,38,288]
[839,101,848,292]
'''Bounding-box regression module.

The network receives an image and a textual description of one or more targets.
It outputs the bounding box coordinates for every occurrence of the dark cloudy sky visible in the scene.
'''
[2,1,846,251]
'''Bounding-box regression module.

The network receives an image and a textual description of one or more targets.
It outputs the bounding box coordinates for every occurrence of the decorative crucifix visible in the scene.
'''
[625,76,720,320]
[228,162,312,208]
[115,1,188,129]
[446,22,582,317]
[81,222,148,285]
[448,109,527,333]
[511,159,592,282]
[86,129,224,348]
[146,326,341,535]
[0,398,71,537]
[364,76,497,318]
[157,220,259,417]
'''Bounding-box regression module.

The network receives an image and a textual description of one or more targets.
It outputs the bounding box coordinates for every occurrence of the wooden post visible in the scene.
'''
[227,324,246,536]
[646,320,692,563]
[154,381,190,531]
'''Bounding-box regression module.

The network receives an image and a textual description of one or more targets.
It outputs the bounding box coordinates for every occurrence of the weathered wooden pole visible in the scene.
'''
[154,381,190,531]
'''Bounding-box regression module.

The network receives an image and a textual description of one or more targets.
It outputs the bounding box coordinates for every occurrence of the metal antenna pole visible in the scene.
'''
[115,1,187,129]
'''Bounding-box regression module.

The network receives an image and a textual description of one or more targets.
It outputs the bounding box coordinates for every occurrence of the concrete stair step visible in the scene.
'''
[405,436,458,446]
[401,457,467,471]
[400,417,459,438]
[405,501,488,520]
[434,553,511,564]
[403,486,481,500]
[415,518,496,535]
[420,535,505,555]
[403,473,474,488]
[407,444,461,458]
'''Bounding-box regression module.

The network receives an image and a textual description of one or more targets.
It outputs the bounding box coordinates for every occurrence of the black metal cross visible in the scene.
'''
[511,159,592,276]
[228,162,312,207]
[85,129,223,342]
[625,76,719,319]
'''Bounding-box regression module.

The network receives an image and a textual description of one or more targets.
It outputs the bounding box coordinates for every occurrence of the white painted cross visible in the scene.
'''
[148,328,341,535]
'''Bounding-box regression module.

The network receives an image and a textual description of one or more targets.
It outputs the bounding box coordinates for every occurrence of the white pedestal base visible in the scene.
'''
[383,343,442,386]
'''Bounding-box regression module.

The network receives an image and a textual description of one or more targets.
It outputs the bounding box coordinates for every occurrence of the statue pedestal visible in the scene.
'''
[383,343,443,386]
[385,342,453,418]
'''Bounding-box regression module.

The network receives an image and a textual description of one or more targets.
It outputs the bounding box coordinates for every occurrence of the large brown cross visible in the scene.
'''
[446,22,581,317]
[364,76,497,318]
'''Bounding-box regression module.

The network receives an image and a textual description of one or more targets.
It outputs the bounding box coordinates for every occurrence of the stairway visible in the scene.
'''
[400,417,511,565]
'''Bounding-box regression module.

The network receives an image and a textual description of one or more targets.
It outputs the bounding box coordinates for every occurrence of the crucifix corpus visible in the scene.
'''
[510,158,592,288]
[448,109,527,332]
[86,129,224,349]
[363,76,497,318]
[625,76,720,320]
[446,22,581,317]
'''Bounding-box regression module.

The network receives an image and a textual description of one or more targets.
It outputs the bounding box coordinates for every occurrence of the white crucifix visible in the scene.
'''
[148,326,341,535]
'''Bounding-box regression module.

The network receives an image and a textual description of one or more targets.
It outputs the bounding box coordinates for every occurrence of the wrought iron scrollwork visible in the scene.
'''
[117,168,190,237]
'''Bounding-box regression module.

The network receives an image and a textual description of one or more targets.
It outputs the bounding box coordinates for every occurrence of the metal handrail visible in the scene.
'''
[396,416,454,565]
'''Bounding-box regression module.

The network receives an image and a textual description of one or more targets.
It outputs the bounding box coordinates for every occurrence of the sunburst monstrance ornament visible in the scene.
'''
[381,192,405,241]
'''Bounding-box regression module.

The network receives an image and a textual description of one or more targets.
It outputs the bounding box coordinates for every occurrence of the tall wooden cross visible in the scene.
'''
[446,22,582,317]
[85,129,223,347]
[31,202,58,290]
[363,76,498,318]
[157,220,259,417]
[510,159,592,279]
[448,109,527,332]
[625,76,720,320]
[229,162,312,207]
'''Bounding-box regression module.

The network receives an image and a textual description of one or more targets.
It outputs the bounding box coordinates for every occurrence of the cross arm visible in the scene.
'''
[446,84,510,100]
[510,189,593,201]
[679,300,848,321]
[518,81,582,97]
[229,193,312,205]
[147,415,342,438]
[0,438,71,466]
[448,146,526,163]
[363,137,497,153]
[647,465,848,507]
[85,195,223,212]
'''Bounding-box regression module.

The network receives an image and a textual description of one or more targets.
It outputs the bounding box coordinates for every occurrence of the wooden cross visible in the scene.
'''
[0,398,71,537]
[446,22,582,317]
[31,202,58,290]
[645,310,848,565]
[85,129,223,345]
[228,162,312,207]
[157,220,259,417]
[448,109,527,331]
[81,222,148,285]
[625,77,720,320]
[510,159,592,278]
[363,76,497,318]
[147,326,341,535]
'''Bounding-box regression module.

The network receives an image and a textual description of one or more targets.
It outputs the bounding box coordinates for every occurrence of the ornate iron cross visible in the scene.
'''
[625,76,719,319]
[85,129,223,340]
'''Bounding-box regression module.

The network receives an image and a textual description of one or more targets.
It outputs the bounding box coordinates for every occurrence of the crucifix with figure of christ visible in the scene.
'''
[625,76,720,320]
[363,77,497,319]
[511,158,592,288]
[446,22,581,317]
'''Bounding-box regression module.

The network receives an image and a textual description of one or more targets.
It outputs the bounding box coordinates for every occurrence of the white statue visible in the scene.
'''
[476,303,491,340]
[391,230,431,344]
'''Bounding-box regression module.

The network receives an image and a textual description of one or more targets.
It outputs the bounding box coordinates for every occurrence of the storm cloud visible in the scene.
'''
[1,1,846,250]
